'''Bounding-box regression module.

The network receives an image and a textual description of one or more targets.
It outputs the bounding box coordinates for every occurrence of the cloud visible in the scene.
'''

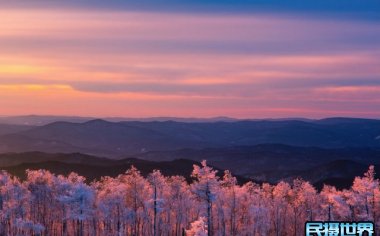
[1,10,379,56]
[0,6,379,118]
[2,0,380,21]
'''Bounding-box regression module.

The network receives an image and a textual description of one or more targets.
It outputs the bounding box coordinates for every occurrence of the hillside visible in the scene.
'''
[0,118,379,157]
[0,148,378,189]
[133,144,380,181]
[0,152,249,183]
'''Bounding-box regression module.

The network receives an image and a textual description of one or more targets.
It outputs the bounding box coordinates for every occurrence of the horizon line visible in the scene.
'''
[0,114,379,121]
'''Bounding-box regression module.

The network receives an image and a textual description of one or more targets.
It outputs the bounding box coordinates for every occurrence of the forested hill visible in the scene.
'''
[0,151,378,189]
[0,117,379,157]
[0,152,250,184]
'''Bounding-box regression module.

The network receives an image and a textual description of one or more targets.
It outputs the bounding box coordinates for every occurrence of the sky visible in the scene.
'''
[0,0,379,119]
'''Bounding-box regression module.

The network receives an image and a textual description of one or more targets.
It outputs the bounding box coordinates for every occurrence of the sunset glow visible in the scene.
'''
[0,1,379,118]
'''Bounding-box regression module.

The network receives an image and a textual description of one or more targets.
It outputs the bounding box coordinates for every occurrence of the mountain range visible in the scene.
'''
[0,117,379,157]
[0,116,379,189]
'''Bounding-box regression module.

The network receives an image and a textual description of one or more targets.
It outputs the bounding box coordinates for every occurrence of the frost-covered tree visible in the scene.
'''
[288,179,318,236]
[54,173,95,236]
[186,217,208,236]
[0,171,11,235]
[167,175,194,235]
[121,166,151,236]
[0,171,40,236]
[350,166,380,232]
[0,162,378,236]
[272,181,291,236]
[191,160,219,236]
[351,166,379,220]
[320,185,350,221]
[95,175,131,236]
[147,170,166,236]
[219,170,239,236]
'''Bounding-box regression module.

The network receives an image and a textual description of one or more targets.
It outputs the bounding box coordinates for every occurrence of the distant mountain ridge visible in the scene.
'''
[0,117,380,157]
[1,115,378,125]
[0,115,239,125]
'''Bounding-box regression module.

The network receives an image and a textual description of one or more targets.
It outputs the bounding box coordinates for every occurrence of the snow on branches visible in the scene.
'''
[0,162,378,236]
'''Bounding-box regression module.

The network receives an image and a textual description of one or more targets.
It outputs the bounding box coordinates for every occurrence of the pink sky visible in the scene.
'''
[0,6,379,118]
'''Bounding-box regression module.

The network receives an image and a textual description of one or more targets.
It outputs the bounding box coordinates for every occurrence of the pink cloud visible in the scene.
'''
[0,8,379,118]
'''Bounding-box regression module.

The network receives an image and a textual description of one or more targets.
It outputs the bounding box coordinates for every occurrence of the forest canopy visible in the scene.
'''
[0,161,378,236]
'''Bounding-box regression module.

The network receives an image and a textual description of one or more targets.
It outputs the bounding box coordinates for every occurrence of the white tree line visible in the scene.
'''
[0,160,379,236]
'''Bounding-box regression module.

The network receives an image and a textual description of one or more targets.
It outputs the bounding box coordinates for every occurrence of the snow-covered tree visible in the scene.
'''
[121,166,151,235]
[272,181,291,236]
[0,162,378,235]
[167,175,194,235]
[147,170,166,236]
[186,217,208,236]
[191,160,219,236]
